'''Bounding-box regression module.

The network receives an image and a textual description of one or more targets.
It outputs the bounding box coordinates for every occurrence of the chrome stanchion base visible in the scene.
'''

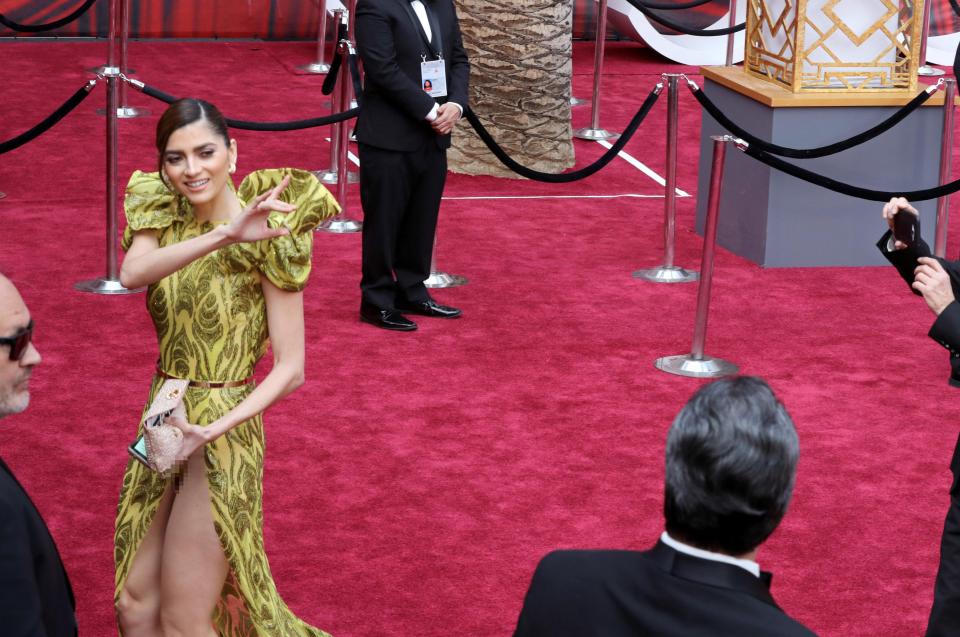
[425,271,468,288]
[919,65,946,77]
[655,354,739,378]
[574,127,620,141]
[74,277,144,295]
[313,169,359,184]
[633,265,698,283]
[297,62,331,74]
[317,216,362,233]
[570,96,588,106]
[97,106,151,118]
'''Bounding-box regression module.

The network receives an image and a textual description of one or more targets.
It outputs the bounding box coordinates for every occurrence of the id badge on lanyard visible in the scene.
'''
[421,56,447,98]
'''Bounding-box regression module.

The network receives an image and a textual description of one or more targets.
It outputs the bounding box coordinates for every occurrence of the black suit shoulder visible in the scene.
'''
[514,548,816,637]
[0,462,76,637]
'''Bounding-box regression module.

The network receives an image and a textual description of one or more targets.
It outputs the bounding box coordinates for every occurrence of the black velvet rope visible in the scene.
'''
[743,145,960,202]
[692,83,934,158]
[623,0,745,35]
[0,0,97,33]
[347,54,364,106]
[139,83,359,130]
[951,0,960,17]
[322,52,343,95]
[0,81,95,155]
[632,0,715,10]
[463,86,661,183]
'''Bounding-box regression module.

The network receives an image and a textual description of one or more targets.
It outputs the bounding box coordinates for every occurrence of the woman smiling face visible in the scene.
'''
[162,118,238,218]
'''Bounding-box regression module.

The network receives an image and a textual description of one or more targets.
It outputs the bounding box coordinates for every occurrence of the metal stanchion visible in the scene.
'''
[935,79,956,257]
[571,95,587,107]
[314,10,359,185]
[95,0,148,117]
[655,136,739,378]
[574,0,619,141]
[425,234,467,288]
[298,0,331,74]
[634,75,697,283]
[318,40,363,234]
[918,0,945,77]
[725,0,738,66]
[75,61,142,295]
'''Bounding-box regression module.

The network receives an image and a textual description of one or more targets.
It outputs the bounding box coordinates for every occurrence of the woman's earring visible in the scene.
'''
[229,164,236,174]
[160,171,173,191]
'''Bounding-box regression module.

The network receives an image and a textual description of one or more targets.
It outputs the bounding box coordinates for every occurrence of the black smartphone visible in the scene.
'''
[893,211,920,247]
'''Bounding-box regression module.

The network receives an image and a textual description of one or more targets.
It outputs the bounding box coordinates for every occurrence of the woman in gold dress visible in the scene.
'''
[114,98,338,636]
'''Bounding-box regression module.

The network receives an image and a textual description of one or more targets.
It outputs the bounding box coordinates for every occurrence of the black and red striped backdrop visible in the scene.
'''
[0,0,956,39]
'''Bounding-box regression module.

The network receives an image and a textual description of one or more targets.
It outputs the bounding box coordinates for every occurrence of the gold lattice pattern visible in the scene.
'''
[743,0,923,93]
[745,0,799,91]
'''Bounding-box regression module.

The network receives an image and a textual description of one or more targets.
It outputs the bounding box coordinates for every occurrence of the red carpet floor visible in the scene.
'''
[2,39,959,636]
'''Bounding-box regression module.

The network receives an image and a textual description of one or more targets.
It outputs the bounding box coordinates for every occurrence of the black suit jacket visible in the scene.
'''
[878,230,960,386]
[513,543,816,637]
[355,0,470,152]
[0,457,77,637]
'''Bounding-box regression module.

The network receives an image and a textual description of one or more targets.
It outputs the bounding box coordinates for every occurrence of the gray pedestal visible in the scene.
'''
[696,79,946,267]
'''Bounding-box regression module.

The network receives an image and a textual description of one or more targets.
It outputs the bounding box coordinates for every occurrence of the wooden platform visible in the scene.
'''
[700,66,955,108]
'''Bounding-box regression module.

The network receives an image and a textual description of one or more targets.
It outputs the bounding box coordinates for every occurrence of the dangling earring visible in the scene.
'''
[160,170,173,191]
[229,164,236,174]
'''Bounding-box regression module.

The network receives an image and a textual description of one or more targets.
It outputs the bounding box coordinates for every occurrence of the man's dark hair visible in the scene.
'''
[663,376,799,556]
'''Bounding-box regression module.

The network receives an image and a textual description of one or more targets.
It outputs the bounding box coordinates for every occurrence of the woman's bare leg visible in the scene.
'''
[117,484,175,636]
[159,450,229,637]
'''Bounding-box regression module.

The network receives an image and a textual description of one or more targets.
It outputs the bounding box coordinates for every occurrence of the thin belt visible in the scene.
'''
[155,363,253,389]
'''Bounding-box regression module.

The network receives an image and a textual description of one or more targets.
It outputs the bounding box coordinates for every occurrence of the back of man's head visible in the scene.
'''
[663,376,799,557]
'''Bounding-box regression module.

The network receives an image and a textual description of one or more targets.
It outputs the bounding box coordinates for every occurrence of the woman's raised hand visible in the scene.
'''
[224,175,297,244]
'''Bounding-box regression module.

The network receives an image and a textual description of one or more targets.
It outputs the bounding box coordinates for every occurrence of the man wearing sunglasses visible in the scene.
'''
[0,274,77,636]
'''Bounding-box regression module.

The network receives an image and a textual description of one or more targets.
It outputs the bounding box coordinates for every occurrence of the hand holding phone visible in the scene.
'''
[893,209,920,247]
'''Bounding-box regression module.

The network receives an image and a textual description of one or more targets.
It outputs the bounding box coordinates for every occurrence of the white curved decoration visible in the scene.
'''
[605,0,745,66]
[927,32,960,67]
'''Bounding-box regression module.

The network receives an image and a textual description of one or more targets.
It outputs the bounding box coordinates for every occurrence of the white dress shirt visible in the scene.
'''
[660,531,761,578]
[409,0,462,123]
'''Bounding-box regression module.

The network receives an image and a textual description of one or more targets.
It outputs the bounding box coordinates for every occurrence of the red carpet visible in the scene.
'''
[1,39,959,635]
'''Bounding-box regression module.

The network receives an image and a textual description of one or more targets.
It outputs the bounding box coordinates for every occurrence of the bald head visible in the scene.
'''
[0,274,41,418]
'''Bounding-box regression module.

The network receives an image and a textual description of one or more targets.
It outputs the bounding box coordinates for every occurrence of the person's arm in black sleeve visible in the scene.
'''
[355,0,437,121]
[0,496,47,636]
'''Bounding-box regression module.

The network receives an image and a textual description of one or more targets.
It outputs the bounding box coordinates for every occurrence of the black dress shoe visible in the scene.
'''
[360,305,417,331]
[395,298,462,319]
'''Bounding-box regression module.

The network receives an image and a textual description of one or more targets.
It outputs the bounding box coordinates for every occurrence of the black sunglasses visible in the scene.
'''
[0,320,33,362]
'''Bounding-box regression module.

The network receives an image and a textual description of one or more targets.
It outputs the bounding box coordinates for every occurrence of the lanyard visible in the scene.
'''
[399,0,443,60]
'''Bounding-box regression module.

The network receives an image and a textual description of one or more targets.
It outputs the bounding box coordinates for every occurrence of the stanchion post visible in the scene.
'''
[116,0,148,118]
[75,63,142,295]
[314,9,358,186]
[634,75,697,283]
[298,0,331,74]
[724,0,738,66]
[425,233,468,288]
[935,78,956,257]
[918,0,945,77]
[655,136,739,378]
[318,40,363,234]
[574,0,619,141]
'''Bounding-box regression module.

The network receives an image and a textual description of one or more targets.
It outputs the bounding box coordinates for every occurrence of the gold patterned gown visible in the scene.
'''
[114,168,338,636]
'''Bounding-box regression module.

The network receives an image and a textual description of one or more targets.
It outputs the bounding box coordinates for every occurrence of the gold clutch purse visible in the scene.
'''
[127,379,188,474]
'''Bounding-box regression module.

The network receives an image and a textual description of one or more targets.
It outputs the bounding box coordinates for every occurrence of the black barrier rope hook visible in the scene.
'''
[0,0,97,33]
[687,75,943,159]
[127,78,361,131]
[0,79,98,155]
[464,83,663,183]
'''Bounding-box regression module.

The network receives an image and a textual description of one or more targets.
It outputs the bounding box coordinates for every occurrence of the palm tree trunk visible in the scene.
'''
[449,0,576,178]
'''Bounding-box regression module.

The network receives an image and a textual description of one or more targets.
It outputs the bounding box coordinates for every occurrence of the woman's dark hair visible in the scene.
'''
[663,376,799,556]
[155,98,230,176]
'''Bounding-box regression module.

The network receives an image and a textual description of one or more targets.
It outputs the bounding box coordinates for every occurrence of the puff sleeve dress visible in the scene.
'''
[113,168,338,636]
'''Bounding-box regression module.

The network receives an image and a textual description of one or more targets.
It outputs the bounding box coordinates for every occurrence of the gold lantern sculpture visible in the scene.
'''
[744,0,925,92]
